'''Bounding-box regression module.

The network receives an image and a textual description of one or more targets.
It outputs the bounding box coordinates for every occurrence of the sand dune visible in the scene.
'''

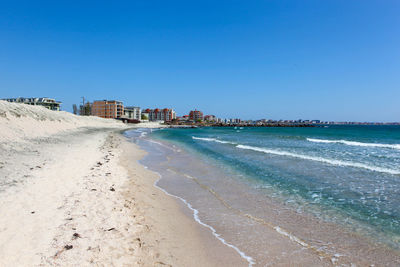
[0,100,127,143]
[0,102,135,265]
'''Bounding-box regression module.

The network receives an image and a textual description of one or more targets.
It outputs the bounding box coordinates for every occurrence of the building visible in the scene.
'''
[143,108,176,122]
[79,102,92,116]
[123,106,141,120]
[204,115,216,122]
[189,110,203,122]
[92,100,124,119]
[176,115,189,123]
[2,97,62,111]
[143,108,156,121]
[223,118,241,124]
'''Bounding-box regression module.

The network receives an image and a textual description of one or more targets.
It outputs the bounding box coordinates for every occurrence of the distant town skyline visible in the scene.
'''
[1,1,399,122]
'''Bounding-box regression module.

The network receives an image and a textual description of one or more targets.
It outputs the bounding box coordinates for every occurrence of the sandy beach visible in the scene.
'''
[0,101,245,266]
[119,138,248,267]
[2,101,400,266]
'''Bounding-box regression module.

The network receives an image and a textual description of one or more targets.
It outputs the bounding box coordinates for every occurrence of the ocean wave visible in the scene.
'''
[307,138,400,150]
[236,144,400,175]
[192,136,237,145]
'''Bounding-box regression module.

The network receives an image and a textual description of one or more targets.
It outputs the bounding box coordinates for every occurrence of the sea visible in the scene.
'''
[125,125,400,266]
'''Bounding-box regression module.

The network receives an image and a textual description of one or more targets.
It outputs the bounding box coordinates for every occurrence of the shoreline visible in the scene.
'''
[134,128,400,266]
[131,130,333,266]
[119,133,249,266]
[1,98,398,266]
[2,124,399,266]
[152,164,255,266]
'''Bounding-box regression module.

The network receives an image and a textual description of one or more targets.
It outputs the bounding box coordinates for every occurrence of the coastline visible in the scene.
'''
[2,122,399,266]
[133,128,400,266]
[1,100,398,266]
[130,130,333,266]
[119,135,248,266]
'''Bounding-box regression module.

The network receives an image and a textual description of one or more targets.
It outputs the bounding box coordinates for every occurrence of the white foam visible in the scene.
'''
[307,138,400,150]
[146,139,179,152]
[192,136,236,145]
[150,170,255,266]
[274,226,309,247]
[139,138,342,264]
[236,144,400,175]
[138,139,254,265]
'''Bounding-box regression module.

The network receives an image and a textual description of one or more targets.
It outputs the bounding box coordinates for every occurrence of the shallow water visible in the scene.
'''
[125,126,400,266]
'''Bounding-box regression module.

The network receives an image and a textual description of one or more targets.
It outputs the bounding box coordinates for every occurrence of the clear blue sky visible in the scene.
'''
[1,1,399,121]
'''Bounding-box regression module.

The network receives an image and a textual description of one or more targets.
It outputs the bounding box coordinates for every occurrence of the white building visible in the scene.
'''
[123,106,141,120]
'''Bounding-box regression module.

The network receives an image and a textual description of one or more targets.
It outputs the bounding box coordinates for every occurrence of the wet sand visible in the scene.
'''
[119,137,248,266]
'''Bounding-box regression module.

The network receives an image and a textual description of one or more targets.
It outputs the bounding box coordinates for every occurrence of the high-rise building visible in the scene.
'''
[189,110,203,121]
[143,108,176,122]
[92,100,124,119]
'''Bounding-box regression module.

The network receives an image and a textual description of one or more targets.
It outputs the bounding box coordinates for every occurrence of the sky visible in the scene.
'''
[0,0,399,122]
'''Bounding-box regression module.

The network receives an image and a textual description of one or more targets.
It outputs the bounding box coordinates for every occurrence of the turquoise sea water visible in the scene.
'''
[126,125,400,265]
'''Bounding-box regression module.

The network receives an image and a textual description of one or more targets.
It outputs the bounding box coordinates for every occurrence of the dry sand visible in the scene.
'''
[0,101,243,266]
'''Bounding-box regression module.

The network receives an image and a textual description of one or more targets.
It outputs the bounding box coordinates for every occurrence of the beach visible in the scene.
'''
[2,101,400,266]
[120,139,248,266]
[0,101,245,266]
[2,0,399,265]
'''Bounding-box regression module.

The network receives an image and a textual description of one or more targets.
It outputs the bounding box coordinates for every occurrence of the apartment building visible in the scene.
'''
[92,100,124,119]
[204,115,216,122]
[123,106,141,120]
[143,108,176,122]
[189,110,203,121]
[3,97,62,111]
